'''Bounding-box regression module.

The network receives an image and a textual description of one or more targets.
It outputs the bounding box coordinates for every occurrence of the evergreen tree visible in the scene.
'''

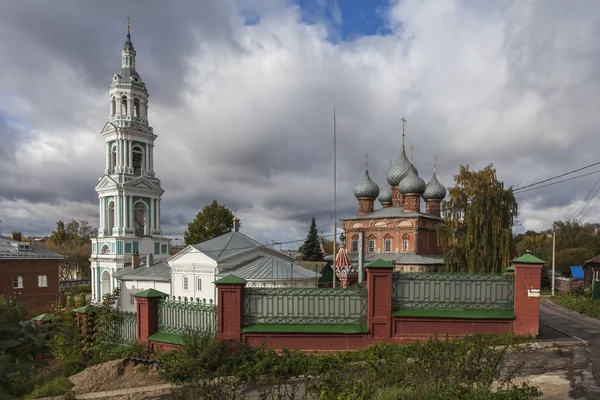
[437,164,518,273]
[300,217,323,261]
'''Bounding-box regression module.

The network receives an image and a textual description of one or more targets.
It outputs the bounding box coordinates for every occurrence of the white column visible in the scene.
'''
[151,198,156,232]
[149,145,154,172]
[129,196,133,228]
[157,199,161,230]
[115,195,121,230]
[145,146,149,175]
[129,140,133,172]
[98,199,103,231]
[91,266,96,301]
[105,143,110,172]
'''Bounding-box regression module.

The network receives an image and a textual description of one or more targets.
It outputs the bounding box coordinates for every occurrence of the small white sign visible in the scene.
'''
[528,289,540,298]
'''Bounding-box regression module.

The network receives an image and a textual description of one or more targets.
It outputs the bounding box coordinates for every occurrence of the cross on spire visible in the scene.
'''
[434,156,437,173]
[365,153,369,171]
[401,117,407,147]
[410,145,414,164]
[127,17,131,34]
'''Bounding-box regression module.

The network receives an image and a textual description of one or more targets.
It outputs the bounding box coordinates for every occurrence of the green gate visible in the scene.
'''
[157,297,217,335]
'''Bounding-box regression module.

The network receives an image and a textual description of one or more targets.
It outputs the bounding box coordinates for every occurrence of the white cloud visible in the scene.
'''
[1,0,600,245]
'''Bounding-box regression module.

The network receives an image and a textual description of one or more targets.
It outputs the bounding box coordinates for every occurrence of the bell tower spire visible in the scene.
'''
[91,22,169,304]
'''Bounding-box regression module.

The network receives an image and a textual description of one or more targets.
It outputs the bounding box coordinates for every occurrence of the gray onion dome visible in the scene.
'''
[354,170,380,199]
[386,148,412,186]
[378,182,393,204]
[399,166,426,195]
[423,172,447,200]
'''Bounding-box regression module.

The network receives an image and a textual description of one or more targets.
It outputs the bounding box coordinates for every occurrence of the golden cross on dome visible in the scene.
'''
[365,153,369,171]
[434,156,437,173]
[410,145,414,164]
[127,17,131,34]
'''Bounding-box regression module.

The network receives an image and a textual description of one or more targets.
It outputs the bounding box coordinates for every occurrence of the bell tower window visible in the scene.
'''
[132,146,143,176]
[134,201,147,236]
[121,96,128,115]
[111,146,117,171]
[134,98,140,117]
[108,201,115,233]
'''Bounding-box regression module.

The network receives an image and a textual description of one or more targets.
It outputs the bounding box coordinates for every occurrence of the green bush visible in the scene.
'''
[552,295,600,319]
[25,376,73,399]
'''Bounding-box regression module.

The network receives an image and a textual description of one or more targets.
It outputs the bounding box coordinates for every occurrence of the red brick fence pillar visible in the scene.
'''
[511,254,544,336]
[366,259,395,340]
[215,275,246,342]
[134,288,168,344]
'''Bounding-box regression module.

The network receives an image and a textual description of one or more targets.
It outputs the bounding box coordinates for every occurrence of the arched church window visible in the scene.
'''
[133,98,140,117]
[402,234,409,251]
[367,237,376,252]
[108,201,115,234]
[134,201,147,237]
[121,96,128,115]
[351,236,358,252]
[384,236,392,253]
[101,244,110,254]
[132,146,143,176]
[111,146,117,170]
[111,97,116,116]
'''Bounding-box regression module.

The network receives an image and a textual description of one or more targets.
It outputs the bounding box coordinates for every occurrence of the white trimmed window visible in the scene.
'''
[384,238,392,253]
[38,275,48,287]
[13,276,23,289]
[183,276,189,291]
[130,294,135,306]
[351,237,358,252]
[368,238,375,252]
[196,277,202,291]
[402,235,409,251]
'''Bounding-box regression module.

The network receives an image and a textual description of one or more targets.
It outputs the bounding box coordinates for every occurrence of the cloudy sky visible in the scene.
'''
[1,0,600,247]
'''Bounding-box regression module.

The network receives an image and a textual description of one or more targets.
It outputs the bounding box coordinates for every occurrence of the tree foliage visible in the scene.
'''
[437,164,518,273]
[38,220,95,280]
[300,217,323,261]
[184,201,238,245]
[555,247,595,276]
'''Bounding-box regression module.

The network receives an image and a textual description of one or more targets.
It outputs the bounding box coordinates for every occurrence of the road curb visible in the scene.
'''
[539,321,590,346]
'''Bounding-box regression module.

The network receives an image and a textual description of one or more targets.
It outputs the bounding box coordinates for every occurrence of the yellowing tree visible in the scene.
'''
[437,164,518,273]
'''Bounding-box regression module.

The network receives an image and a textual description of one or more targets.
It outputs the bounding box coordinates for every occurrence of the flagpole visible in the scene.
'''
[333,108,337,288]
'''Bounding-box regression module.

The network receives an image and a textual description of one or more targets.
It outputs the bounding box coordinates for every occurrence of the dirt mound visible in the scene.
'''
[69,358,166,394]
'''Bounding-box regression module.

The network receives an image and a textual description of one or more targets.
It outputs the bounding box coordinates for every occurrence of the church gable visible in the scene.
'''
[100,122,117,135]
[95,175,119,191]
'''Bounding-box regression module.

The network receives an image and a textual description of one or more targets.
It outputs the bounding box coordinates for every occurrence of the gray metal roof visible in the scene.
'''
[114,260,171,282]
[192,231,266,262]
[0,236,64,259]
[325,251,444,265]
[218,256,319,281]
[353,170,380,199]
[343,206,443,221]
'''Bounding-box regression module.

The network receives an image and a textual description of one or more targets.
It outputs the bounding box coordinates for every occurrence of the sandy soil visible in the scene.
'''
[69,359,166,395]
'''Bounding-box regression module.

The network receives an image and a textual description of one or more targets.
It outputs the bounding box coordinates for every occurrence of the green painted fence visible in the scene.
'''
[112,311,137,341]
[392,272,515,310]
[243,287,367,325]
[157,297,217,335]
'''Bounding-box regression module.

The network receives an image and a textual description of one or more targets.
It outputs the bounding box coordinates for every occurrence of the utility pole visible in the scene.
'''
[333,108,337,288]
[551,226,556,296]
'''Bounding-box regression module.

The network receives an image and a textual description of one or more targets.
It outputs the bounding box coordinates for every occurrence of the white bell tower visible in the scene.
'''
[90,19,170,303]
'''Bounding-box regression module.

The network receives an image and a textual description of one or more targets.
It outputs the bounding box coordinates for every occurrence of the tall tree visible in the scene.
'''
[437,164,518,273]
[41,219,95,280]
[184,201,238,245]
[300,217,323,261]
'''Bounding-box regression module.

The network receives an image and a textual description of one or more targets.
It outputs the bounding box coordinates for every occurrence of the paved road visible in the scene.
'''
[541,298,600,398]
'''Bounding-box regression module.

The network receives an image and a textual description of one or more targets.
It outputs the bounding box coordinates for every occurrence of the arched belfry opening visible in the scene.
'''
[111,146,117,170]
[121,96,128,115]
[101,270,111,298]
[134,201,147,236]
[134,98,140,117]
[108,201,115,233]
[132,146,143,176]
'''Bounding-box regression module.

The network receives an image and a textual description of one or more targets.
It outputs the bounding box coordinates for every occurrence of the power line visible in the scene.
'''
[568,174,600,221]
[513,169,600,195]
[513,161,600,192]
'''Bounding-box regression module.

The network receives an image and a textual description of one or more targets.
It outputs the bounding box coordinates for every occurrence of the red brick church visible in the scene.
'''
[335,124,447,285]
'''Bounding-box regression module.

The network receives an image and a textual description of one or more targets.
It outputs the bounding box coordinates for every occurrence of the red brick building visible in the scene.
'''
[0,233,63,315]
[339,129,447,279]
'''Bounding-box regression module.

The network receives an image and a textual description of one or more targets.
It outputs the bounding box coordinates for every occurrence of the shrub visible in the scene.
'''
[25,376,73,399]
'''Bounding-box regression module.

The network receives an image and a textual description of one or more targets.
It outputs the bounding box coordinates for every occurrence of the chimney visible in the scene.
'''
[10,232,22,242]
[146,253,153,268]
[232,216,240,232]
[132,252,140,269]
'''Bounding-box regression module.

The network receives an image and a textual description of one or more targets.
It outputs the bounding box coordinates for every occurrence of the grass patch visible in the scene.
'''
[551,295,600,319]
[25,376,73,399]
